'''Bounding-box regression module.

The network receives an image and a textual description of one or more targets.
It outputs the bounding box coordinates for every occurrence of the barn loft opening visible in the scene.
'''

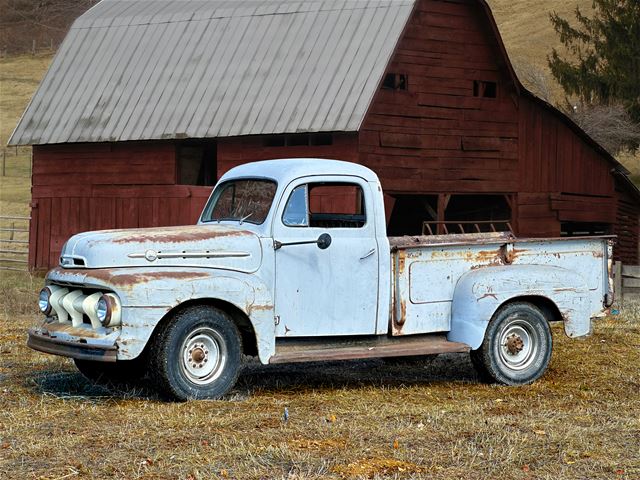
[382,73,408,91]
[177,140,217,186]
[386,194,512,236]
[561,222,611,236]
[473,80,497,98]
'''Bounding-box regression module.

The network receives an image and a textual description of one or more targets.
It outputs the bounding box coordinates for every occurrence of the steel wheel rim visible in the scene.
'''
[180,327,227,385]
[498,317,539,371]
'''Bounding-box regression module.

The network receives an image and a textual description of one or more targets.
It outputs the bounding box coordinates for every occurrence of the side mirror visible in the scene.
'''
[317,233,332,250]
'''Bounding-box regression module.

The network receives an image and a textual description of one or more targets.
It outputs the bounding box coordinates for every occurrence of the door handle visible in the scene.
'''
[360,248,376,260]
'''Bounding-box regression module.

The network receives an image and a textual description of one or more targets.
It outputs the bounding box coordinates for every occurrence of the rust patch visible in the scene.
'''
[41,323,103,338]
[396,299,407,328]
[246,303,273,316]
[396,250,407,275]
[85,270,210,287]
[109,226,249,244]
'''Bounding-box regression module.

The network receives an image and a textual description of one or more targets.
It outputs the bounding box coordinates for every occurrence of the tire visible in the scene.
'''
[470,302,552,385]
[150,305,242,401]
[74,357,147,389]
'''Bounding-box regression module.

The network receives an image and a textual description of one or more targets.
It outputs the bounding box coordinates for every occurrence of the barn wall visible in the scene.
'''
[613,179,640,264]
[359,0,520,195]
[517,96,617,237]
[217,133,359,177]
[30,142,211,270]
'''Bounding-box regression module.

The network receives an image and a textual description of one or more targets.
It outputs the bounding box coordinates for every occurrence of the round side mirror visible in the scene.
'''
[317,233,332,250]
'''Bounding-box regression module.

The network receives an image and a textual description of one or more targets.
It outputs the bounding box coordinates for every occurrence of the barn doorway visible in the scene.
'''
[177,140,217,186]
[385,193,512,236]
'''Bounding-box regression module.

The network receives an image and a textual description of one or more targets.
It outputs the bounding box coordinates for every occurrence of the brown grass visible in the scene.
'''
[1,271,639,479]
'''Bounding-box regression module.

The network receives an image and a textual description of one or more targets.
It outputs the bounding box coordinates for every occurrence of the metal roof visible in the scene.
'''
[9,0,415,146]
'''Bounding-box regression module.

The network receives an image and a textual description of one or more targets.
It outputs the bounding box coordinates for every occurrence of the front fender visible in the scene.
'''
[447,265,592,349]
[47,267,275,363]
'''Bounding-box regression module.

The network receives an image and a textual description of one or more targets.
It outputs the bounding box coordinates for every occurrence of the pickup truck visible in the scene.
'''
[29,159,614,400]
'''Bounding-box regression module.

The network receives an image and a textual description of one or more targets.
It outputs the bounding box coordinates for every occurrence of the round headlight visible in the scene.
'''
[38,287,52,315]
[95,296,110,325]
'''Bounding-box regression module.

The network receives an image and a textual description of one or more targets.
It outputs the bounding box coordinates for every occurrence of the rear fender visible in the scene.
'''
[447,265,591,349]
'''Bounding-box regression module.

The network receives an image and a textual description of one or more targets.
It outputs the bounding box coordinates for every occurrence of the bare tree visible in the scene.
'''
[512,58,554,104]
[0,0,97,54]
[565,102,640,154]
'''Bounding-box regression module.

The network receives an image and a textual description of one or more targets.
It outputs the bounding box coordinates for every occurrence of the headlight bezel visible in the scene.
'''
[38,287,52,315]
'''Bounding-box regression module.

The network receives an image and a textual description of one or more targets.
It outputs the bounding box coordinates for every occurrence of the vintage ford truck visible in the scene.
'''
[30,159,613,400]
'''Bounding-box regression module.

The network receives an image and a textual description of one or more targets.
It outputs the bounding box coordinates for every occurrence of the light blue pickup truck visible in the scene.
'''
[30,159,613,400]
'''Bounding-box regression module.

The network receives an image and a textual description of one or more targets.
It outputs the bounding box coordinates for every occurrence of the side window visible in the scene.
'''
[283,185,309,226]
[282,182,366,228]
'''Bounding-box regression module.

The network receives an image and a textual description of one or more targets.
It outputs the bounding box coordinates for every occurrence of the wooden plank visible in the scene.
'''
[623,278,640,288]
[614,261,623,299]
[622,265,640,278]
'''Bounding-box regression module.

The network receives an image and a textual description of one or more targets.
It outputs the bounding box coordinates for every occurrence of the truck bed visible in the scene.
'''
[388,233,611,336]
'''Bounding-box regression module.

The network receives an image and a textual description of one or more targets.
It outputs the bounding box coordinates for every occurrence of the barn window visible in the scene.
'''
[473,80,497,98]
[263,133,333,147]
[382,73,408,91]
[177,142,216,186]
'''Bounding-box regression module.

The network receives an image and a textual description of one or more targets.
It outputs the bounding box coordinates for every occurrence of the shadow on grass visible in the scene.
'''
[24,353,479,402]
[27,369,159,401]
[236,352,480,393]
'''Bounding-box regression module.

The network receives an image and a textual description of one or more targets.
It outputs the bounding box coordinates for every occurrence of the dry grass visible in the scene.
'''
[1,271,639,479]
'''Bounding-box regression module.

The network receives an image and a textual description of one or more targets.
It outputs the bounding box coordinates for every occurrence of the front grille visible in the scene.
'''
[47,284,109,329]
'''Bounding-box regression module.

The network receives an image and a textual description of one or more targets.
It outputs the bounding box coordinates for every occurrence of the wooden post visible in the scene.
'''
[614,261,623,306]
[32,39,36,56]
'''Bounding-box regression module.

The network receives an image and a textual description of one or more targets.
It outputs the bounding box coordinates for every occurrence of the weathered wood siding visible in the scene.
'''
[614,179,640,263]
[30,142,211,270]
[359,0,519,195]
[216,133,359,178]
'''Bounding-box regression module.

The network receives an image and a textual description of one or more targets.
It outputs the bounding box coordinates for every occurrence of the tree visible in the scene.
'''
[548,0,640,125]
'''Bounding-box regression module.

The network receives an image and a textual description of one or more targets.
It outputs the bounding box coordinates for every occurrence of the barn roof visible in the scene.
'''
[9,0,415,146]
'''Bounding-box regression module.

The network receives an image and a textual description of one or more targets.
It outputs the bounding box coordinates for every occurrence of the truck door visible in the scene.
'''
[273,178,379,337]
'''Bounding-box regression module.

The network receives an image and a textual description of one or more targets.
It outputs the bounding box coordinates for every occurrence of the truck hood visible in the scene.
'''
[60,224,263,272]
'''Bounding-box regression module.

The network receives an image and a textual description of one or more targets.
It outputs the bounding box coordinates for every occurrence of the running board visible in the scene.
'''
[269,334,470,364]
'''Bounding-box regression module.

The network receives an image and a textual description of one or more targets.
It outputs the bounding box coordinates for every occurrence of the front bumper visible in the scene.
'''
[27,323,118,362]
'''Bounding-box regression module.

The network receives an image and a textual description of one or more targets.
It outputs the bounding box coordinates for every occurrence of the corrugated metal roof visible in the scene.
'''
[9,0,415,145]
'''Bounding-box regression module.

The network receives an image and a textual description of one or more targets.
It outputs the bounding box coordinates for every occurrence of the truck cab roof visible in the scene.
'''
[219,158,380,184]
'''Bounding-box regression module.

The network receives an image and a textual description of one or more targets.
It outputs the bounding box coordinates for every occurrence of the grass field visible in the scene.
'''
[0,272,639,479]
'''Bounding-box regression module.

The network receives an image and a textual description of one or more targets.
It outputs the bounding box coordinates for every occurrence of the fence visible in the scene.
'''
[0,216,30,272]
[613,262,640,304]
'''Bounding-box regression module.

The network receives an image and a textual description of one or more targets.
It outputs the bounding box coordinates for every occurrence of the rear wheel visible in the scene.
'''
[471,302,552,385]
[150,305,242,401]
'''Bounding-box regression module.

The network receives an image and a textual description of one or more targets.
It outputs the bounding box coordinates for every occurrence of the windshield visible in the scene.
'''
[201,179,277,225]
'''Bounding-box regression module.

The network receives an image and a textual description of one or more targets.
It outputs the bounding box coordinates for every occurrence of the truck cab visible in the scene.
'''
[29,159,613,400]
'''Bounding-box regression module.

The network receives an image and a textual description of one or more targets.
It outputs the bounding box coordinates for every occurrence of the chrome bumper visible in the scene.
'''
[27,328,117,362]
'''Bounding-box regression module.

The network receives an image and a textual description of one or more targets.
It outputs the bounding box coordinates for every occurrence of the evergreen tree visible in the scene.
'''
[548,0,640,124]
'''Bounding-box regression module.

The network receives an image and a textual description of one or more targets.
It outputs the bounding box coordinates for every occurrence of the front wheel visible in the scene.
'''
[470,302,552,385]
[150,306,242,400]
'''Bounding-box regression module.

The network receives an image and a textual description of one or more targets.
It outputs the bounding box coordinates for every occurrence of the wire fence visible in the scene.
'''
[0,216,30,272]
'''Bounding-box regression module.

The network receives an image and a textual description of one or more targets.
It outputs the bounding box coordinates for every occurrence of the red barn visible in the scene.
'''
[9,0,639,269]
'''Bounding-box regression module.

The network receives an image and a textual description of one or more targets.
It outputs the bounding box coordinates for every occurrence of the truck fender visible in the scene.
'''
[447,265,592,349]
[98,271,275,363]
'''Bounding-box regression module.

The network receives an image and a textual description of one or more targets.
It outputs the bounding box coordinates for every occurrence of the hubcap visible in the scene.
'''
[180,328,227,385]
[498,318,539,371]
